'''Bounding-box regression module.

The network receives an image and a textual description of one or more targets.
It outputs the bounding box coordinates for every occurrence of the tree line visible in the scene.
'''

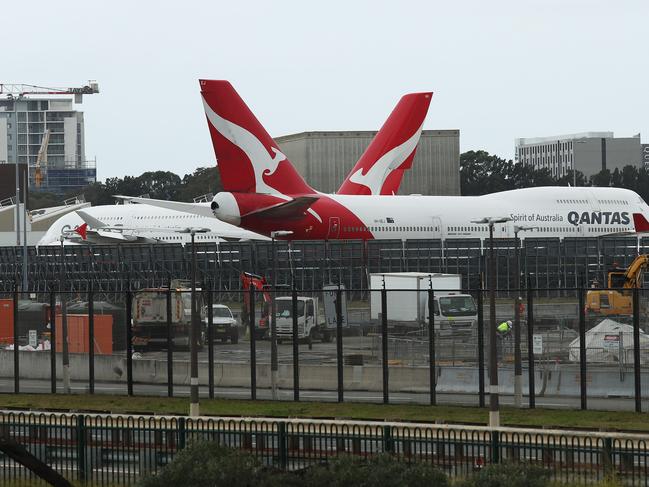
[29,166,223,209]
[461,150,649,203]
[28,151,649,209]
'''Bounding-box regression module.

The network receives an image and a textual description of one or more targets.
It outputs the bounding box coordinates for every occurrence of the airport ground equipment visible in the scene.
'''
[585,254,648,320]
[131,280,205,350]
[240,271,271,339]
[370,272,478,333]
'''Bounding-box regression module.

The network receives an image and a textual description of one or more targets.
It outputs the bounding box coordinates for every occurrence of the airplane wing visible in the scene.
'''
[113,196,214,218]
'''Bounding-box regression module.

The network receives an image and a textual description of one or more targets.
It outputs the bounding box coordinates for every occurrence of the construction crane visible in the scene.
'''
[34,129,50,188]
[0,81,99,103]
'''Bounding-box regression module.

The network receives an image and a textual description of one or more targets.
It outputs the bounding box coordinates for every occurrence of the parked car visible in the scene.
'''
[208,304,240,344]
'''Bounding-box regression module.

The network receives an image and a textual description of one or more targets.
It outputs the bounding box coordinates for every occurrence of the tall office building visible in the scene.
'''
[515,132,642,179]
[0,97,96,195]
[276,130,460,195]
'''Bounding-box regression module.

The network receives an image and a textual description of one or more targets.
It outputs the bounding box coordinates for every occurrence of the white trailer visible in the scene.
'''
[369,272,476,333]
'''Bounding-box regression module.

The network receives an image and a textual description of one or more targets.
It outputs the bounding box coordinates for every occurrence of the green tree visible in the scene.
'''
[590,169,612,187]
[136,171,182,200]
[176,166,223,202]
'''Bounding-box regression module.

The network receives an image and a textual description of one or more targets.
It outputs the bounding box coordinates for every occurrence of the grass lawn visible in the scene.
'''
[0,393,648,433]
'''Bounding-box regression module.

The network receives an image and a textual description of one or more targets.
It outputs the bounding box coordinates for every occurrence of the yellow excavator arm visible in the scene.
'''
[623,254,649,289]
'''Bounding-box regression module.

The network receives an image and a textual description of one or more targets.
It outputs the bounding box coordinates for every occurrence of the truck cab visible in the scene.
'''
[274,296,331,345]
[428,293,478,334]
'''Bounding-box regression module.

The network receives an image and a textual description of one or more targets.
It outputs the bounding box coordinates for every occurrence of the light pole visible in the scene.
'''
[513,225,537,408]
[177,227,210,417]
[472,216,512,427]
[58,234,71,393]
[269,230,293,400]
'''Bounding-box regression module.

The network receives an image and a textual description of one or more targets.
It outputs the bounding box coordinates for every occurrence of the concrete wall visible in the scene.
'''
[4,350,648,398]
[277,130,460,196]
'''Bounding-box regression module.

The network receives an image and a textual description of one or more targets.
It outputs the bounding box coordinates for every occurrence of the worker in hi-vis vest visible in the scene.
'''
[497,320,513,336]
[496,320,513,361]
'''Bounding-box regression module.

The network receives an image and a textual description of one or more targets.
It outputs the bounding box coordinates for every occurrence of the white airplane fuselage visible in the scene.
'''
[37,203,268,246]
[211,185,649,240]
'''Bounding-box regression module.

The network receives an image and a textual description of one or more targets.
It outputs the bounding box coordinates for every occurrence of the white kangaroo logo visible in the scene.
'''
[349,123,424,195]
[202,97,286,195]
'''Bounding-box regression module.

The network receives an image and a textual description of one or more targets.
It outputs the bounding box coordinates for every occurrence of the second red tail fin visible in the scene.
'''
[337,92,432,195]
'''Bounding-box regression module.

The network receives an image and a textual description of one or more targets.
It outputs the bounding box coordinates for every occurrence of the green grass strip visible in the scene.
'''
[1,393,648,432]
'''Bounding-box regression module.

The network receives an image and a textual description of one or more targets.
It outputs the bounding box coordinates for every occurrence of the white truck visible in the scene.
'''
[369,272,477,334]
[274,287,346,346]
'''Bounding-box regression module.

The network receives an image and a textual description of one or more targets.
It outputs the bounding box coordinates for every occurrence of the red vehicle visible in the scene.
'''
[240,272,271,339]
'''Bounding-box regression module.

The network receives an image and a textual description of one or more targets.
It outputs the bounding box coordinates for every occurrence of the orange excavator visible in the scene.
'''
[585,254,648,319]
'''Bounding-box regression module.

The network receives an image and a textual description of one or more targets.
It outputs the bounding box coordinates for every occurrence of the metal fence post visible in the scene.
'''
[126,290,133,396]
[578,282,587,410]
[207,284,214,400]
[76,414,87,483]
[491,429,501,464]
[278,422,288,469]
[292,286,300,402]
[166,285,173,398]
[526,275,535,409]
[49,289,56,394]
[13,282,19,394]
[428,288,436,406]
[383,425,394,454]
[633,287,641,413]
[178,417,186,450]
[249,287,257,400]
[477,280,485,407]
[381,288,389,404]
[88,285,95,394]
[336,286,344,403]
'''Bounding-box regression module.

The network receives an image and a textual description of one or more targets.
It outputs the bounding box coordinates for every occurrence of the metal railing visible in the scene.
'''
[0,412,648,486]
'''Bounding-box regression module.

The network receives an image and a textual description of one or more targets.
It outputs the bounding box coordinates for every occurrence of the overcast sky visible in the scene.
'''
[4,0,647,180]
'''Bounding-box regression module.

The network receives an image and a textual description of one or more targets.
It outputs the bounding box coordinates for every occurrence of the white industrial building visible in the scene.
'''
[515,132,643,179]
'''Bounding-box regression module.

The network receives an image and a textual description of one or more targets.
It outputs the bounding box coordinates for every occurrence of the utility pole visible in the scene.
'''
[472,216,512,428]
[59,236,70,393]
[177,227,209,417]
[269,230,293,400]
[513,225,536,408]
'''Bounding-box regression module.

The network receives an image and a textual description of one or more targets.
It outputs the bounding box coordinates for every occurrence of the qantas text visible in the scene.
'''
[510,211,630,226]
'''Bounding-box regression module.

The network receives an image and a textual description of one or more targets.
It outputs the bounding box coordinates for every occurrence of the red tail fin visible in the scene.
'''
[633,213,649,232]
[337,92,432,195]
[74,223,88,240]
[199,80,314,196]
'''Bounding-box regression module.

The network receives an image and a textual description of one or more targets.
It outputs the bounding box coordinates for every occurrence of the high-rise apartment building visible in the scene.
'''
[0,97,96,195]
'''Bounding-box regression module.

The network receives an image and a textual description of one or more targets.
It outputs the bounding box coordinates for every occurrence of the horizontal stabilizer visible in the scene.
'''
[244,196,319,220]
[77,210,107,229]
